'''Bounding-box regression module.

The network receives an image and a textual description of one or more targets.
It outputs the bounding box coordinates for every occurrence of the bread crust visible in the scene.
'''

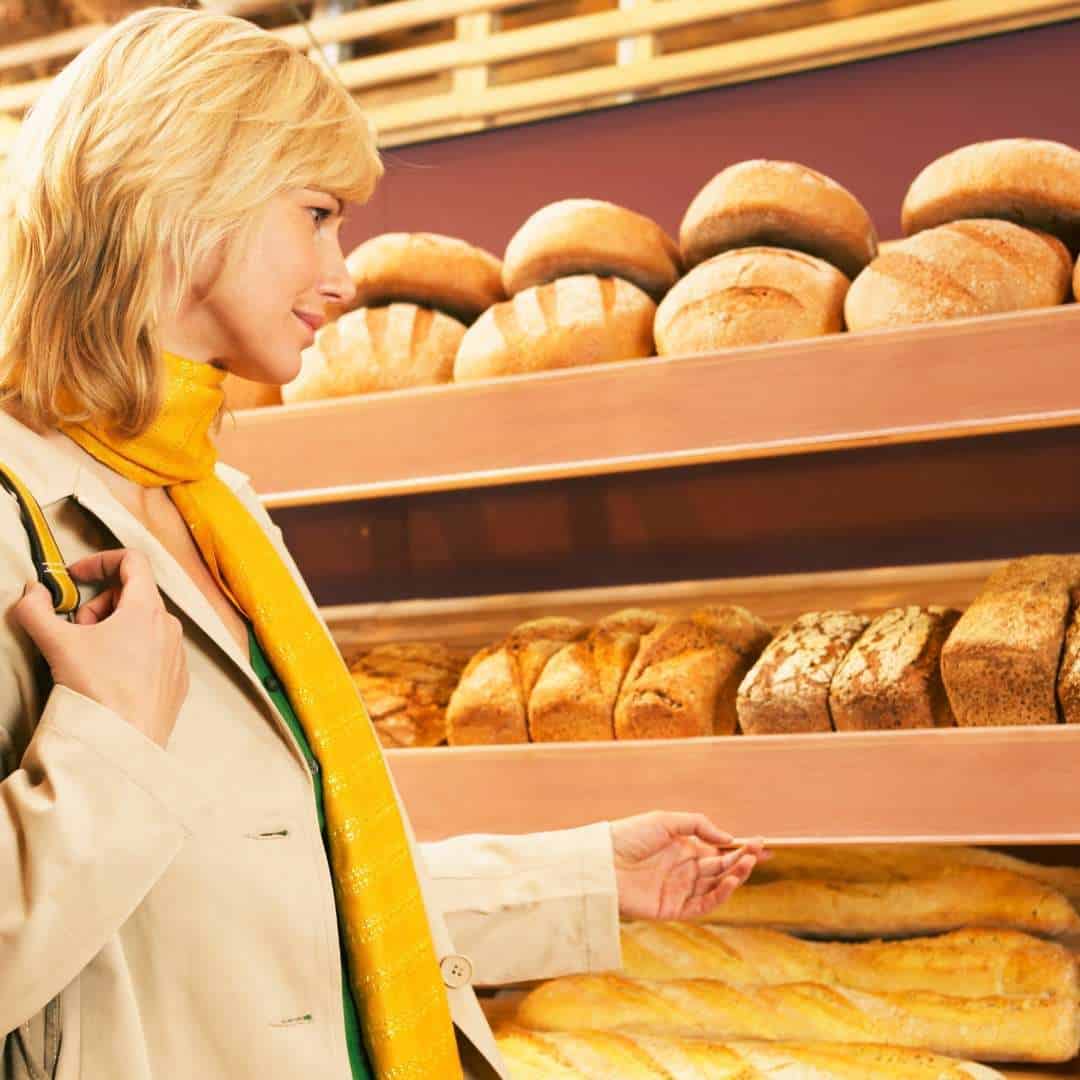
[680,160,878,277]
[1058,587,1080,724]
[344,232,505,322]
[654,246,849,354]
[901,139,1080,251]
[503,199,682,301]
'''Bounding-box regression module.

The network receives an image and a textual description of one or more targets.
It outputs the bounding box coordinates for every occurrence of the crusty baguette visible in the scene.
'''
[445,617,587,745]
[614,607,772,739]
[844,220,1072,332]
[697,866,1080,939]
[830,606,959,730]
[941,554,1080,727]
[528,609,666,742]
[679,159,878,277]
[901,139,1080,251]
[282,304,465,402]
[502,198,681,301]
[497,1028,1008,1079]
[343,232,505,322]
[653,246,849,355]
[737,611,870,735]
[454,274,656,381]
[513,974,1080,1063]
[620,923,1078,998]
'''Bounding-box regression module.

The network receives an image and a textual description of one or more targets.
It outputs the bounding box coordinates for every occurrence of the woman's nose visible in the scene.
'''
[320,245,357,308]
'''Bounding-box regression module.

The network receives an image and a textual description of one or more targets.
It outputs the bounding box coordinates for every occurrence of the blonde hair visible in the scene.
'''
[0,6,382,436]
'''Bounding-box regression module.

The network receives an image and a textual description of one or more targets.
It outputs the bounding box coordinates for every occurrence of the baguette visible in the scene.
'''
[941,555,1080,727]
[620,923,1078,998]
[514,973,1080,1063]
[736,611,870,735]
[445,617,587,745]
[614,607,772,739]
[697,866,1080,939]
[528,609,665,742]
[497,1028,1008,1079]
[829,606,959,730]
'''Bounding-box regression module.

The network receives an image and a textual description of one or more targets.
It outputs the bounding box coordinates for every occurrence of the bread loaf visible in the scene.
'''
[829,606,959,730]
[344,232,505,322]
[528,609,665,742]
[453,275,656,381]
[901,139,1080,251]
[445,617,587,744]
[1074,250,1079,299]
[736,611,870,735]
[680,159,878,277]
[1058,589,1080,724]
[620,923,1078,998]
[941,555,1080,727]
[514,972,1080,1063]
[653,247,849,355]
[282,304,465,402]
[502,199,681,301]
[496,1028,1008,1079]
[844,220,1072,332]
[614,607,772,739]
[697,866,1080,939]
[348,643,468,749]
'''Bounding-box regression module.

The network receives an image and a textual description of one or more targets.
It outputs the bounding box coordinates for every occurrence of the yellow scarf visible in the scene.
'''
[63,353,462,1080]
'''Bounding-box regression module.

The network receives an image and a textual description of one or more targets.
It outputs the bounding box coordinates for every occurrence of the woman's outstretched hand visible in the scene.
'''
[611,811,770,921]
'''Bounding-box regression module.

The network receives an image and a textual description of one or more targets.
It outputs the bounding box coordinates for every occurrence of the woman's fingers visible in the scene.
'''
[660,812,735,848]
[74,587,121,626]
[68,548,161,612]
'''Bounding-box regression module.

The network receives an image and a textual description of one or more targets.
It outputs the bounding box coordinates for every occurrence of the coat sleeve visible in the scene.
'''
[417,823,622,987]
[0,498,213,1035]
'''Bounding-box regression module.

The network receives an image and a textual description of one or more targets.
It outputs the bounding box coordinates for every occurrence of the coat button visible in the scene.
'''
[439,954,473,989]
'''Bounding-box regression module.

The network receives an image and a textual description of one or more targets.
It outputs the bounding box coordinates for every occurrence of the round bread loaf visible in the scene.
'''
[222,374,281,411]
[454,274,655,382]
[344,233,505,323]
[844,219,1072,332]
[502,198,681,301]
[679,160,877,278]
[282,304,465,403]
[902,139,1080,251]
[654,247,849,355]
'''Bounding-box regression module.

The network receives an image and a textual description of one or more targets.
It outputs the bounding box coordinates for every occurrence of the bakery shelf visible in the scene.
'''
[216,306,1080,509]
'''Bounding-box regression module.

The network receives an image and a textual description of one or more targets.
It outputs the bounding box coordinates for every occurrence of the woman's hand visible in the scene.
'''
[13,549,189,748]
[611,811,769,921]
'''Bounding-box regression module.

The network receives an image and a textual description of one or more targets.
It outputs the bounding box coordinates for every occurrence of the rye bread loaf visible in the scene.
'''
[282,304,465,402]
[679,159,878,277]
[528,609,666,742]
[445,617,587,745]
[940,555,1080,727]
[453,274,656,381]
[901,139,1080,252]
[502,199,681,301]
[653,247,849,355]
[614,607,772,739]
[736,611,870,735]
[1056,588,1080,724]
[844,219,1072,332]
[829,606,959,731]
[343,232,505,323]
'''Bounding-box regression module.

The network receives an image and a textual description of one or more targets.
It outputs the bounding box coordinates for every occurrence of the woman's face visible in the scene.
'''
[180,187,355,384]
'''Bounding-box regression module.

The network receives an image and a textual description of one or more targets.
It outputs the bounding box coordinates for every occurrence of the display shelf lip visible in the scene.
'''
[216,305,1080,509]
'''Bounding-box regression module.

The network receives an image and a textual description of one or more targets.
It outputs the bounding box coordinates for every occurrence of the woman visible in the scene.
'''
[0,9,767,1079]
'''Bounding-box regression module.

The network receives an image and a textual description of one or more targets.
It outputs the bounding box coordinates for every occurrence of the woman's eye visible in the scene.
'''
[308,206,332,227]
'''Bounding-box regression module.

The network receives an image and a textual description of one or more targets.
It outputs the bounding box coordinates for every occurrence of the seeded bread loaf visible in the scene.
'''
[527,609,666,742]
[829,606,959,730]
[502,199,681,301]
[1058,589,1080,723]
[941,555,1080,727]
[844,219,1072,332]
[453,274,656,381]
[901,139,1080,251]
[282,304,465,402]
[445,617,588,745]
[736,611,870,735]
[653,247,849,355]
[679,159,878,277]
[614,607,772,739]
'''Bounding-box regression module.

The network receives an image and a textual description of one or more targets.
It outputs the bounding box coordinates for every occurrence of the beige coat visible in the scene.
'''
[0,412,621,1080]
